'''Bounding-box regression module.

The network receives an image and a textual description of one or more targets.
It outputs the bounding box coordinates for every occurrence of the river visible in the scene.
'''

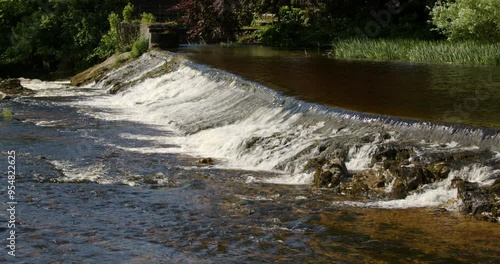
[0,47,499,263]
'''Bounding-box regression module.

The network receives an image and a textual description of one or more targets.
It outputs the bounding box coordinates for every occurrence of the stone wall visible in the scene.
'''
[140,23,179,49]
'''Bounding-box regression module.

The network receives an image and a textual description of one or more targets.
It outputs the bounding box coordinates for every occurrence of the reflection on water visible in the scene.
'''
[178,45,500,129]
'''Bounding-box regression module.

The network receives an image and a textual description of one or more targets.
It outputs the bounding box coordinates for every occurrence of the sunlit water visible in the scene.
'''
[0,50,499,263]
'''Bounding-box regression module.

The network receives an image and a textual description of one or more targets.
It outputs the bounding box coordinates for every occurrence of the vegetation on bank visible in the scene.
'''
[331,39,500,66]
[0,0,130,78]
[1,0,499,78]
[0,0,154,78]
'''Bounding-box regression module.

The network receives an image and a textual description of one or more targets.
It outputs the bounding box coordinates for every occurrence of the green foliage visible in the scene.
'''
[123,2,134,22]
[141,13,156,24]
[331,39,500,66]
[129,38,149,59]
[256,6,307,47]
[2,108,13,118]
[430,0,500,42]
[93,12,121,60]
[0,0,128,76]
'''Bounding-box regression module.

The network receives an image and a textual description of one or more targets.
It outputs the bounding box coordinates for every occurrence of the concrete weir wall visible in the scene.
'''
[140,23,179,49]
[120,22,179,50]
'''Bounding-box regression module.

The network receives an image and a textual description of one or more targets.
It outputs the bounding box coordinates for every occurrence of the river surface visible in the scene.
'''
[178,45,500,129]
[0,48,499,263]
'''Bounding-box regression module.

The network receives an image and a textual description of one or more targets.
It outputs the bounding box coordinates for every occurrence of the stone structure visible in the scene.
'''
[140,23,179,49]
[119,22,179,50]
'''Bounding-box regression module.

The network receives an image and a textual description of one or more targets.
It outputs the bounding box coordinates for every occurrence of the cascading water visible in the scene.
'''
[31,50,495,210]
[5,49,500,263]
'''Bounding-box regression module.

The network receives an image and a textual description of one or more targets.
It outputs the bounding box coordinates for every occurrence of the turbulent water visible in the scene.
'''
[0,50,499,263]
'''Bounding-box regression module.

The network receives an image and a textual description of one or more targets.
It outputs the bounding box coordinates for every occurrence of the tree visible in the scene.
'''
[172,0,240,42]
[1,0,128,77]
[430,0,500,42]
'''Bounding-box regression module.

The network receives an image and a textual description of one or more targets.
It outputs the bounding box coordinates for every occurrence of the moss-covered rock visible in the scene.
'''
[71,52,130,86]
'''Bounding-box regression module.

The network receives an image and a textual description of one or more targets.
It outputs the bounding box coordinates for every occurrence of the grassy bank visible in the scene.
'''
[330,39,500,66]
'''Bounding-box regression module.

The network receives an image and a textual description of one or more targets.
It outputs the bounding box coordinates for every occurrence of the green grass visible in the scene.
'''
[330,39,500,66]
[2,108,13,118]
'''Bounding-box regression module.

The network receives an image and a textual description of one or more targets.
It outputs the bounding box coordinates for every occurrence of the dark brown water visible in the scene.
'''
[178,45,500,129]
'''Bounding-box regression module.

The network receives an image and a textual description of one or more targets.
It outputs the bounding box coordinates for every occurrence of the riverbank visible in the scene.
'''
[329,39,500,66]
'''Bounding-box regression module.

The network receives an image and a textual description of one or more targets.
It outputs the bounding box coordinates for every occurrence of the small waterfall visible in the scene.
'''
[67,50,499,206]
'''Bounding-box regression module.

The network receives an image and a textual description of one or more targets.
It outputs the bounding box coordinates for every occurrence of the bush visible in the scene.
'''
[256,6,307,47]
[93,12,121,60]
[141,13,156,24]
[430,0,500,42]
[129,38,149,58]
[123,2,135,22]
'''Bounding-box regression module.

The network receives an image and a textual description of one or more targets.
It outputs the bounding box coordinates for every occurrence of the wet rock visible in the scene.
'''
[313,158,349,188]
[244,137,261,149]
[371,145,414,167]
[389,178,408,199]
[427,162,451,179]
[455,178,500,222]
[198,157,215,165]
[382,133,392,140]
[0,78,34,99]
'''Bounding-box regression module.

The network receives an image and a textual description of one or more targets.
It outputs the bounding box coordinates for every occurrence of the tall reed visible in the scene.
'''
[331,39,500,66]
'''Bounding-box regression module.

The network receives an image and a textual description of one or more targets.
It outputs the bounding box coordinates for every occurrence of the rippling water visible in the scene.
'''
[0,50,499,263]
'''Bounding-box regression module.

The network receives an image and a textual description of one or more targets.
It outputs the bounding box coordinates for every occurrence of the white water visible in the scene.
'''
[338,164,499,209]
[25,51,499,209]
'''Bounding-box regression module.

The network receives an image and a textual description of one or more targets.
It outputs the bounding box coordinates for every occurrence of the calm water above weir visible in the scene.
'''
[178,45,500,129]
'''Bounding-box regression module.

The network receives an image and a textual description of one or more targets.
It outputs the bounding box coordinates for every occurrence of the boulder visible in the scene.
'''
[313,158,349,188]
[198,157,215,165]
[0,78,34,98]
[455,178,500,222]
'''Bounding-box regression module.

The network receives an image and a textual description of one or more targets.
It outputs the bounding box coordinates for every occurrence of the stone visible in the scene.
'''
[455,178,499,222]
[198,157,214,165]
[428,162,451,179]
[0,78,34,97]
[313,158,349,188]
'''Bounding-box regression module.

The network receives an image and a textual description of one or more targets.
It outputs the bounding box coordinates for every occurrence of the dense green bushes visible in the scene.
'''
[0,0,129,77]
[430,0,500,42]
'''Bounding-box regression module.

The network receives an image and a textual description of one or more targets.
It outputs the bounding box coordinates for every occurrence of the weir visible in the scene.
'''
[61,50,499,215]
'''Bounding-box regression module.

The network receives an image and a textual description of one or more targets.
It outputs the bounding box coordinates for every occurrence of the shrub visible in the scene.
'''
[129,38,149,58]
[430,0,500,42]
[123,2,135,22]
[141,13,156,24]
[93,12,121,59]
[257,6,307,47]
